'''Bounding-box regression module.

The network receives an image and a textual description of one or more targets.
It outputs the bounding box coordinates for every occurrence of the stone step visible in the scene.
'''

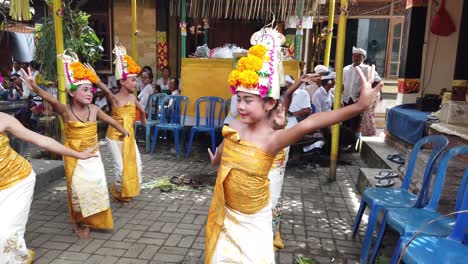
[356,168,403,194]
[30,159,65,194]
[360,136,406,174]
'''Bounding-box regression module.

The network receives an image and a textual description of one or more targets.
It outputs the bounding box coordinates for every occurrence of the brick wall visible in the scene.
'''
[113,0,157,72]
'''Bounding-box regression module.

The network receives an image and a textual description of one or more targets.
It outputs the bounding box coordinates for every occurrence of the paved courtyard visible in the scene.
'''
[25,139,368,264]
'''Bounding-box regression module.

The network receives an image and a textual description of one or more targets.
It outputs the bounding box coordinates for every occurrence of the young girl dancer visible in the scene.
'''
[206,28,382,263]
[0,112,97,263]
[88,44,146,204]
[21,52,128,239]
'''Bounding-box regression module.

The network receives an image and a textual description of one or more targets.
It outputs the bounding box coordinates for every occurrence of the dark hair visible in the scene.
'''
[170,78,179,89]
[142,65,153,74]
[363,58,375,66]
[143,71,154,83]
[263,97,280,119]
[162,67,170,74]
[10,73,20,79]
[154,84,162,93]
[320,79,335,87]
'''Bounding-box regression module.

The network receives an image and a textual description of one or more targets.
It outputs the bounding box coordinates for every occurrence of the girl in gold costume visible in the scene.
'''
[88,44,146,204]
[205,28,382,264]
[0,112,97,263]
[21,52,128,239]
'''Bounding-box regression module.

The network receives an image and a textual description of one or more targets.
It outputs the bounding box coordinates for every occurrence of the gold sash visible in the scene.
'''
[0,133,32,190]
[106,103,139,198]
[63,121,113,229]
[205,126,274,264]
[271,149,286,169]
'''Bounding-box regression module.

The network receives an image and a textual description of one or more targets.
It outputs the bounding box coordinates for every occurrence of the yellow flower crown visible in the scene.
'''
[228,44,272,97]
[59,51,98,91]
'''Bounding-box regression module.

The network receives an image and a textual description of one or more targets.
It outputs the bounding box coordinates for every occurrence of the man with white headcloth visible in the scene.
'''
[342,47,381,145]
[303,64,329,102]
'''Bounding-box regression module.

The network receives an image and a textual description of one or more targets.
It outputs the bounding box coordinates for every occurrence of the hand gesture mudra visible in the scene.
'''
[355,65,383,110]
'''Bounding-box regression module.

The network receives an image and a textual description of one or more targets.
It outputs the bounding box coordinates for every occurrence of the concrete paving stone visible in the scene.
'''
[103,240,133,249]
[177,223,202,230]
[116,258,150,264]
[84,255,119,264]
[178,236,196,248]
[152,253,185,263]
[87,231,113,240]
[193,215,206,225]
[123,243,146,258]
[180,214,196,224]
[160,222,178,233]
[137,237,166,246]
[164,234,182,246]
[34,250,62,264]
[143,232,170,240]
[49,260,82,264]
[191,242,205,250]
[68,238,93,252]
[124,224,150,231]
[110,229,131,241]
[147,222,165,232]
[58,251,91,261]
[172,228,199,236]
[50,235,80,244]
[82,239,106,254]
[138,245,160,260]
[41,241,71,250]
[158,246,189,255]
[125,230,145,242]
[186,249,203,258]
[95,247,126,257]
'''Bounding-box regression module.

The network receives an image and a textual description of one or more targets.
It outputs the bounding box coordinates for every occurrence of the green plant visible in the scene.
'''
[296,256,320,264]
[35,2,103,81]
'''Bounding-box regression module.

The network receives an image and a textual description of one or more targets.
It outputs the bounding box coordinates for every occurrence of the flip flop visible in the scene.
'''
[182,175,192,185]
[170,175,183,185]
[374,170,399,180]
[376,178,395,188]
[387,154,406,165]
[398,164,406,175]
[190,178,205,188]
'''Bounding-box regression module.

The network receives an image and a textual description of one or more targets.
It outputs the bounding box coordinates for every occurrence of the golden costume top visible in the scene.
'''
[106,103,139,198]
[0,132,32,190]
[205,126,274,264]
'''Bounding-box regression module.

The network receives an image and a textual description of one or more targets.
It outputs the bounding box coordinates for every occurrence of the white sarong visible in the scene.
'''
[69,152,110,217]
[211,205,275,264]
[0,171,35,264]
[106,138,142,192]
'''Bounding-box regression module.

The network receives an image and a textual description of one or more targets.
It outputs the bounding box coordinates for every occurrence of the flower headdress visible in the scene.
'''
[113,44,141,80]
[228,27,285,99]
[58,50,98,91]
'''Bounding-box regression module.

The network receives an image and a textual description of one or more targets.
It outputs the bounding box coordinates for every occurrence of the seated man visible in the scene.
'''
[312,71,335,113]
[285,75,311,124]
[303,64,330,103]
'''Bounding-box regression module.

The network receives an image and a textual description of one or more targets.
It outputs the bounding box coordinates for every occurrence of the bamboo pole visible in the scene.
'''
[294,0,303,60]
[53,0,65,137]
[324,0,336,67]
[181,0,186,58]
[131,0,138,60]
[329,0,348,182]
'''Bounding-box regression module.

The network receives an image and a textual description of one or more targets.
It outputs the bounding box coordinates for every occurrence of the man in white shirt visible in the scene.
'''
[312,71,335,113]
[342,47,381,134]
[285,75,311,127]
[94,89,108,113]
[303,64,329,102]
[137,71,154,110]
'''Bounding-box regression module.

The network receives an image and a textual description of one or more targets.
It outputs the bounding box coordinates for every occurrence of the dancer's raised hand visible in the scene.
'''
[356,65,382,110]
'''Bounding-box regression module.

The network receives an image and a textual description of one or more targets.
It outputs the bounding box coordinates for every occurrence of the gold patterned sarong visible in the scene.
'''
[0,133,35,264]
[206,126,275,264]
[63,122,113,229]
[106,103,140,200]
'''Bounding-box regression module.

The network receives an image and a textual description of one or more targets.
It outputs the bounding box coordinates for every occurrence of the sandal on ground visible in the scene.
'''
[374,170,399,180]
[182,175,192,185]
[376,178,395,188]
[387,154,406,165]
[190,178,205,188]
[170,175,183,185]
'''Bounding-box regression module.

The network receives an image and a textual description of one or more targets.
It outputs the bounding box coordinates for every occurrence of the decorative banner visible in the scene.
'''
[156,31,168,70]
[180,21,187,36]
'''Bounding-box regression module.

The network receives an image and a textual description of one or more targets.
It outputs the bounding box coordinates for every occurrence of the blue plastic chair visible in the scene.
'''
[352,135,449,264]
[224,98,231,119]
[150,95,188,158]
[374,146,468,264]
[135,93,167,153]
[186,96,224,157]
[393,169,468,264]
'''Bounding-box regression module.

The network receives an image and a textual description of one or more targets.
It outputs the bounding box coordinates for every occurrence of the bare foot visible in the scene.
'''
[113,197,132,206]
[73,225,90,239]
